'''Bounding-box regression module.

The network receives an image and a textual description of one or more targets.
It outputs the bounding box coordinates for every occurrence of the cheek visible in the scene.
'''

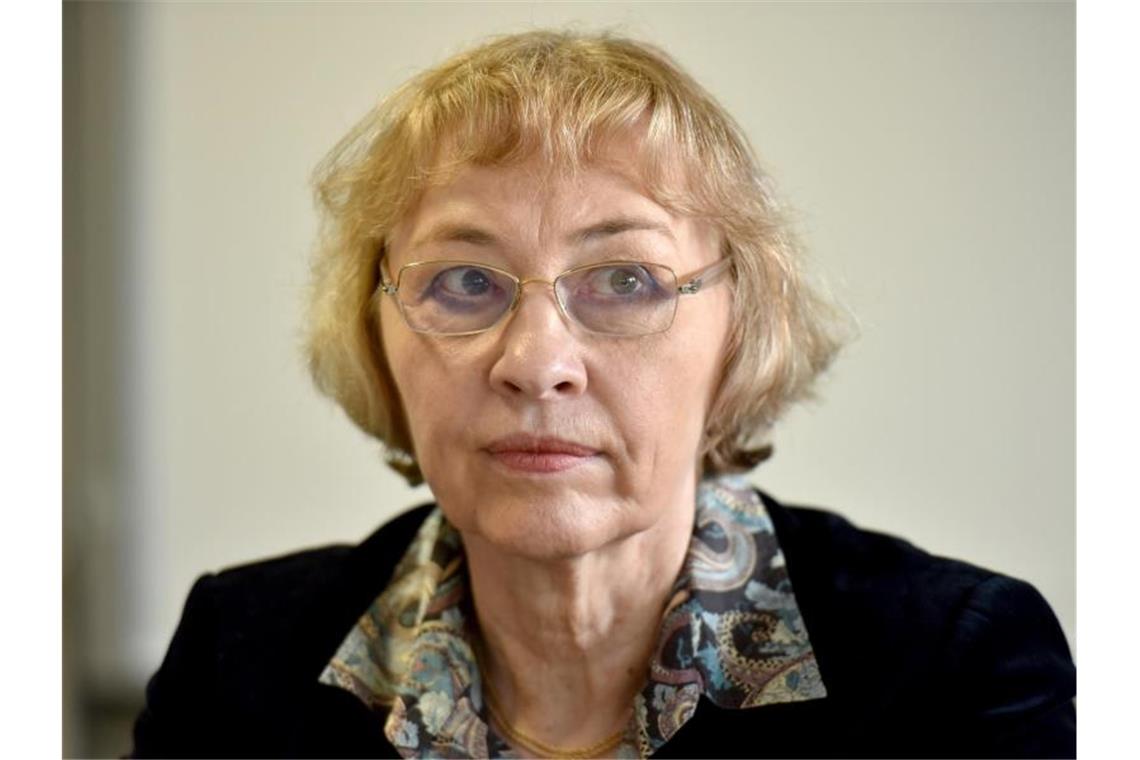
[380,309,480,463]
[644,305,731,457]
[600,333,722,472]
[398,357,474,445]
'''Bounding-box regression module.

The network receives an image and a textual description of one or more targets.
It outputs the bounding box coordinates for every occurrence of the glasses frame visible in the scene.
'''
[378,256,734,337]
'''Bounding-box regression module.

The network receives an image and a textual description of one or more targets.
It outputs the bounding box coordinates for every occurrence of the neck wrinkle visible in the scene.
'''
[463,492,696,747]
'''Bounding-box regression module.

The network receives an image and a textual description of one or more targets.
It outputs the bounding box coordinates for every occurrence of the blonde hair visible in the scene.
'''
[307,30,847,486]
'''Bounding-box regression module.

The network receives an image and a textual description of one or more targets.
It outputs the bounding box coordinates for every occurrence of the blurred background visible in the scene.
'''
[62,1,1074,756]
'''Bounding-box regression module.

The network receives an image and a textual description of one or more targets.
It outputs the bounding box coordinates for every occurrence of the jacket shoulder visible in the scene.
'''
[760,491,1045,650]
[204,502,434,618]
[764,495,994,594]
[131,503,434,758]
[758,491,1075,757]
[197,502,434,670]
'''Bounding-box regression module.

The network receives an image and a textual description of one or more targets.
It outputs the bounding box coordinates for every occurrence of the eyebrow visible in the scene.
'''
[569,216,677,245]
[409,215,677,251]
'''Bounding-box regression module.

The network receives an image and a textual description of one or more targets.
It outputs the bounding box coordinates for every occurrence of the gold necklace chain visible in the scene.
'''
[481,676,629,759]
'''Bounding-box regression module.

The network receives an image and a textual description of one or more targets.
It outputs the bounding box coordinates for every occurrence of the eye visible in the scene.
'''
[579,264,667,300]
[417,264,512,315]
[607,268,642,295]
[436,266,494,297]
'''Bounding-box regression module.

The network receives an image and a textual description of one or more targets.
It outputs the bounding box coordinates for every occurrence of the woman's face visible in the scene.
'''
[381,155,733,560]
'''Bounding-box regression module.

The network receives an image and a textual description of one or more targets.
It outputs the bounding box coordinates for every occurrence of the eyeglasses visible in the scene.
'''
[379,257,733,336]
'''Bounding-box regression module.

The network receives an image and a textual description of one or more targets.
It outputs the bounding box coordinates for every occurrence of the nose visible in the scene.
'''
[488,282,587,400]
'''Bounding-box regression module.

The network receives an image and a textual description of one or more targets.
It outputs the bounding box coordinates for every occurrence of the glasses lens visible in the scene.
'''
[395,262,517,334]
[556,262,678,335]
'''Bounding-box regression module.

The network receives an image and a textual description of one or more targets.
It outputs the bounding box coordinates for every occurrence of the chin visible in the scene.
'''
[471,497,632,561]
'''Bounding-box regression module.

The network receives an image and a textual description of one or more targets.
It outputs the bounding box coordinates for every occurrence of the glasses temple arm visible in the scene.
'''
[677,257,733,295]
[377,253,399,295]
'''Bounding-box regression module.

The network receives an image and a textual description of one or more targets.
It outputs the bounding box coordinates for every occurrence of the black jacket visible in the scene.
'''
[131,493,1076,758]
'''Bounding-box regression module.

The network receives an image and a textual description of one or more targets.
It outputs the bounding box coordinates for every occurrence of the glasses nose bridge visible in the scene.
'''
[512,274,561,304]
[506,274,569,323]
[516,274,557,289]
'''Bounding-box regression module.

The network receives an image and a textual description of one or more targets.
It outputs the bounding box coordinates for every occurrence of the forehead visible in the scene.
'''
[388,156,717,272]
[406,159,665,230]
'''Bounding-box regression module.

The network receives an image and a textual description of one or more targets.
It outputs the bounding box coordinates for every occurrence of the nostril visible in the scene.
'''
[554,381,575,393]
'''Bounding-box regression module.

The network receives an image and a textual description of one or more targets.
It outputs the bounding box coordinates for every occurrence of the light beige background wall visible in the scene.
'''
[64,1,1074,755]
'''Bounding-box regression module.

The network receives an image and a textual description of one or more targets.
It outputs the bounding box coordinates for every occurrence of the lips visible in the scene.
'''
[485,434,600,473]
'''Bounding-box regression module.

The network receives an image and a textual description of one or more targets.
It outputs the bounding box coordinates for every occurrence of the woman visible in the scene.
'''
[132,31,1075,758]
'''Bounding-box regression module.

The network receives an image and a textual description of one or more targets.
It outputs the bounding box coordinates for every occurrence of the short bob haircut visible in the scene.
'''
[307,30,845,486]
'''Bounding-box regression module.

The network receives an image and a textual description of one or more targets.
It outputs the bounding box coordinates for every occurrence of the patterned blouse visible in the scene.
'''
[318,474,827,757]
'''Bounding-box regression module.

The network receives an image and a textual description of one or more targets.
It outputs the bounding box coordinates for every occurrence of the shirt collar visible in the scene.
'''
[319,475,827,757]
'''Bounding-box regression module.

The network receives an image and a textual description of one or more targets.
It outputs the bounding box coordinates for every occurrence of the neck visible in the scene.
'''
[464,491,696,751]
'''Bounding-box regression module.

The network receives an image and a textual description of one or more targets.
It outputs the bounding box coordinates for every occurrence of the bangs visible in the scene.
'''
[327,32,753,236]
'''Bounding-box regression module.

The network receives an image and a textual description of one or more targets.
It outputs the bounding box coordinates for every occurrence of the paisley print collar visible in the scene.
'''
[318,475,827,757]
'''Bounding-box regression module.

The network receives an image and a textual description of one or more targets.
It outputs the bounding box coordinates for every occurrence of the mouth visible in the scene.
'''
[484,434,601,474]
